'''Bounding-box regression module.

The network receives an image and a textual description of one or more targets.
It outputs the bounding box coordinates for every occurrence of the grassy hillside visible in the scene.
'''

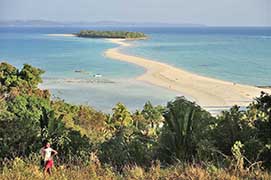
[0,62,271,179]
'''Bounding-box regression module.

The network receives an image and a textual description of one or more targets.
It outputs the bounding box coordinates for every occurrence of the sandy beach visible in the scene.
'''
[105,39,271,109]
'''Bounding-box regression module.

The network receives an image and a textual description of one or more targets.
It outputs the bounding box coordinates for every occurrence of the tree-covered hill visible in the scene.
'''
[0,62,271,179]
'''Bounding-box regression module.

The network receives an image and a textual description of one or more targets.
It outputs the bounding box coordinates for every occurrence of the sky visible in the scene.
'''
[0,0,270,26]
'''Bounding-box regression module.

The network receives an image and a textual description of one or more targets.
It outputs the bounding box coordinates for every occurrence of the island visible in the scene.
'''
[76,30,147,39]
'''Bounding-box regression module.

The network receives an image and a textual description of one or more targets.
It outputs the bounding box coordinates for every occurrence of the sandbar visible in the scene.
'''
[105,39,271,110]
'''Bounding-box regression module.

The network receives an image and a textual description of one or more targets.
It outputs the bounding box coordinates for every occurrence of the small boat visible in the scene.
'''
[74,70,90,75]
[93,74,102,78]
[74,70,84,73]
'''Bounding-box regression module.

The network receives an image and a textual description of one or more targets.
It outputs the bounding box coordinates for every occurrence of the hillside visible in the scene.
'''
[0,62,271,179]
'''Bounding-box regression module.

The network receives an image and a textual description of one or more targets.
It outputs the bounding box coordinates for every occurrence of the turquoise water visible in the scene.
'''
[0,27,270,111]
[0,27,177,112]
[0,31,143,79]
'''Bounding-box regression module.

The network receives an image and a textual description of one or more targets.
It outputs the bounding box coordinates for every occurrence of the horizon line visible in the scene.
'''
[0,19,270,28]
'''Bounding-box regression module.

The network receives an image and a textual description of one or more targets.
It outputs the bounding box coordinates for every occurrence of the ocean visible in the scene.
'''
[0,26,270,112]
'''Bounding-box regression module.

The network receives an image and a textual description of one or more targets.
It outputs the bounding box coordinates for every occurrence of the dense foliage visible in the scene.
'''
[77,30,147,39]
[0,62,271,179]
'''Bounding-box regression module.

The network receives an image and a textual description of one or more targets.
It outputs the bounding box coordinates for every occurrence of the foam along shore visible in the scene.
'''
[105,39,271,109]
[47,34,76,37]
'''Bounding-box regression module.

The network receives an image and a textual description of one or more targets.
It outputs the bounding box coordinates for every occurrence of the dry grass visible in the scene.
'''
[1,158,270,180]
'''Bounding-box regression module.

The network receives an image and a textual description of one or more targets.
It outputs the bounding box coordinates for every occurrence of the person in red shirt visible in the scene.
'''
[40,142,58,175]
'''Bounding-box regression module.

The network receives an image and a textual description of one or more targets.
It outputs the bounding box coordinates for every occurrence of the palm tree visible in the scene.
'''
[159,97,212,163]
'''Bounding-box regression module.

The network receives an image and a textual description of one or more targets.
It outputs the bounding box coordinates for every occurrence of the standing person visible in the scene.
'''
[40,141,58,175]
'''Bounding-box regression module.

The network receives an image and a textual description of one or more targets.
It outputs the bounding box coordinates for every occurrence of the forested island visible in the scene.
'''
[1,62,271,179]
[76,30,147,39]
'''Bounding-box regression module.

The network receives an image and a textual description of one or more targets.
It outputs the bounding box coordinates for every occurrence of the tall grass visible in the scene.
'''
[1,157,270,180]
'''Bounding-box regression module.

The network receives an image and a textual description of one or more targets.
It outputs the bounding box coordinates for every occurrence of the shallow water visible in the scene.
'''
[0,27,178,112]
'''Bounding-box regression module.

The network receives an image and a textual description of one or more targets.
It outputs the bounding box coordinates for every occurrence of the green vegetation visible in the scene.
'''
[76,30,147,39]
[1,62,271,179]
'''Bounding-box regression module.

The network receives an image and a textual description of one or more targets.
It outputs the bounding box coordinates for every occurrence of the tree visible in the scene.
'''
[0,63,49,98]
[0,95,51,159]
[213,106,246,155]
[158,97,214,163]
[0,62,19,94]
[19,64,44,89]
[244,92,271,168]
[110,103,133,128]
[141,101,163,129]
[212,92,271,168]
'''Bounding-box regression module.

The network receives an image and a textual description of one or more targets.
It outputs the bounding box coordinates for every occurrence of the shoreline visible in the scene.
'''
[105,39,271,109]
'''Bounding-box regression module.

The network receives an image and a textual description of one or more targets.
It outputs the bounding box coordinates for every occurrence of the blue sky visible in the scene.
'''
[0,0,270,26]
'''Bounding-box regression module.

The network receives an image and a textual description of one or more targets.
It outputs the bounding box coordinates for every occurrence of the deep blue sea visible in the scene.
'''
[0,26,270,111]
